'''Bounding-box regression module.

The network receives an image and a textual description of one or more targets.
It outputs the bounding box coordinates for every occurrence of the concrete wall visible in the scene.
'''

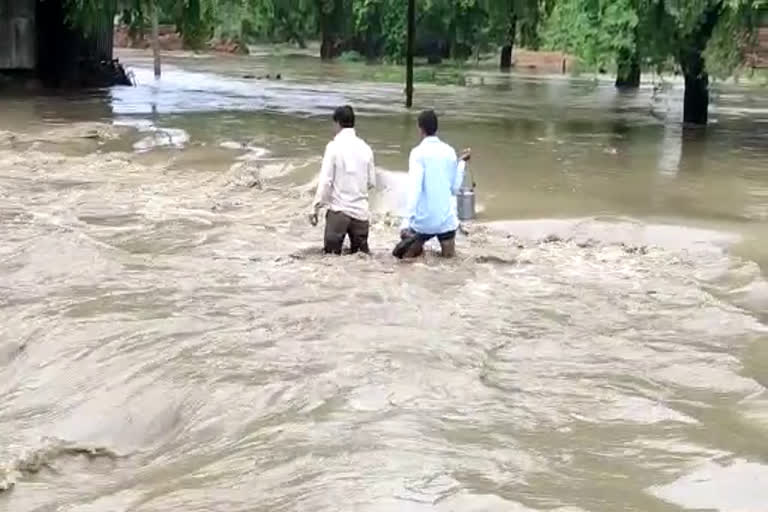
[0,0,36,69]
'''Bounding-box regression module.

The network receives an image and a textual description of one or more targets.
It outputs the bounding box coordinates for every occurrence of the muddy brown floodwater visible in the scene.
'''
[1,48,767,512]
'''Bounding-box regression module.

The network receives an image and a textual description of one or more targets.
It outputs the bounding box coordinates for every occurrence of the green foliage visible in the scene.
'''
[66,0,118,35]
[480,0,542,49]
[64,0,766,79]
[71,0,217,50]
[705,6,749,77]
[646,0,766,80]
[542,0,638,72]
[66,0,546,60]
[352,0,407,59]
[214,0,316,45]
[174,0,217,49]
[199,0,544,61]
[339,50,364,61]
[704,0,766,78]
[542,0,765,77]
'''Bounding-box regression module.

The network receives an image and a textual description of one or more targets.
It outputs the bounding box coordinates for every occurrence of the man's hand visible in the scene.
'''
[460,148,471,162]
[308,211,319,226]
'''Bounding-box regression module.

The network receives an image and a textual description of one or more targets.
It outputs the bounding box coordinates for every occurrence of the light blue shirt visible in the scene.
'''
[402,136,466,234]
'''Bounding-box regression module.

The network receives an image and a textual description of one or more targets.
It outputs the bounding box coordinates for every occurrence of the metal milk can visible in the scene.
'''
[457,163,476,221]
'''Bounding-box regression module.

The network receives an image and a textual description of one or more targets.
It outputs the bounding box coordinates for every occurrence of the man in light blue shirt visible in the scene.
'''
[393,110,470,259]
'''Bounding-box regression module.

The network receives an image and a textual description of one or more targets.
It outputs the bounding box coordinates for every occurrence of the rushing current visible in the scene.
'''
[1,48,767,512]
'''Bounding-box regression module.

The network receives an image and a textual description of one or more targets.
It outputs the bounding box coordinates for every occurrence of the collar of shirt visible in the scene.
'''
[335,128,357,140]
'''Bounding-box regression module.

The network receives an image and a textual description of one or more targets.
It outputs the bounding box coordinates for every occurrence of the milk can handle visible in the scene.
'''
[465,162,476,190]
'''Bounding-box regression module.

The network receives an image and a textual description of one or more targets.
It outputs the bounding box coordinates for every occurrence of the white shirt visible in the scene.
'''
[313,128,376,221]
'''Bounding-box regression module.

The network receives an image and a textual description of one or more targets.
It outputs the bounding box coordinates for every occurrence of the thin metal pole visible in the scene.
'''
[152,1,161,78]
[405,0,415,108]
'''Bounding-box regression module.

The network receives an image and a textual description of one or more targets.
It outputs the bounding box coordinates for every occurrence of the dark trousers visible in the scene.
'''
[392,229,456,259]
[324,210,370,255]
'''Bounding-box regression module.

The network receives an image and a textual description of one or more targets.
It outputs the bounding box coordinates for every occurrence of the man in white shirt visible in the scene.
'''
[310,105,376,254]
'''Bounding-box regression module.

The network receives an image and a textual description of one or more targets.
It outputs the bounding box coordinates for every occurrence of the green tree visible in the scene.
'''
[482,0,543,69]
[352,0,407,60]
[202,0,549,64]
[486,0,518,70]
[543,0,638,75]
[64,0,763,122]
[316,0,350,59]
[656,0,765,124]
[66,0,119,36]
[238,0,317,47]
[543,0,767,124]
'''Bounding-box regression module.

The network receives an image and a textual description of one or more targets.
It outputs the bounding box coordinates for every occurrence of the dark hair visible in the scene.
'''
[333,105,355,128]
[418,110,438,136]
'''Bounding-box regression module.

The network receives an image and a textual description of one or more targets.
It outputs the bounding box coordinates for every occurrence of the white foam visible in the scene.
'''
[133,127,190,151]
[484,217,740,253]
[112,118,190,151]
[219,140,243,150]
[650,460,768,511]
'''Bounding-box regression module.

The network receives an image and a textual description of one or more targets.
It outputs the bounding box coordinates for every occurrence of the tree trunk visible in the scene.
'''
[615,47,640,89]
[35,0,128,88]
[180,0,209,50]
[137,7,145,44]
[500,46,512,70]
[500,14,517,70]
[364,29,377,60]
[317,0,346,60]
[151,1,161,78]
[320,35,334,60]
[683,62,709,124]
[676,1,723,125]
[406,0,415,108]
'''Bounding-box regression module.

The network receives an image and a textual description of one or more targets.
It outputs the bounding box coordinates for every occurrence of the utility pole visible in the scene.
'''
[405,0,415,108]
[152,0,161,78]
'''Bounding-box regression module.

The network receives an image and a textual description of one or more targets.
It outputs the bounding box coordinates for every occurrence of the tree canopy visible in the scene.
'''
[63,0,768,123]
[66,0,766,72]
[542,0,766,122]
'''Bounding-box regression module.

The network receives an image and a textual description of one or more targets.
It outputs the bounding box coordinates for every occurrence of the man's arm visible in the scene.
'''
[451,148,471,195]
[401,149,424,231]
[312,142,335,211]
[367,151,376,191]
[451,160,467,196]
